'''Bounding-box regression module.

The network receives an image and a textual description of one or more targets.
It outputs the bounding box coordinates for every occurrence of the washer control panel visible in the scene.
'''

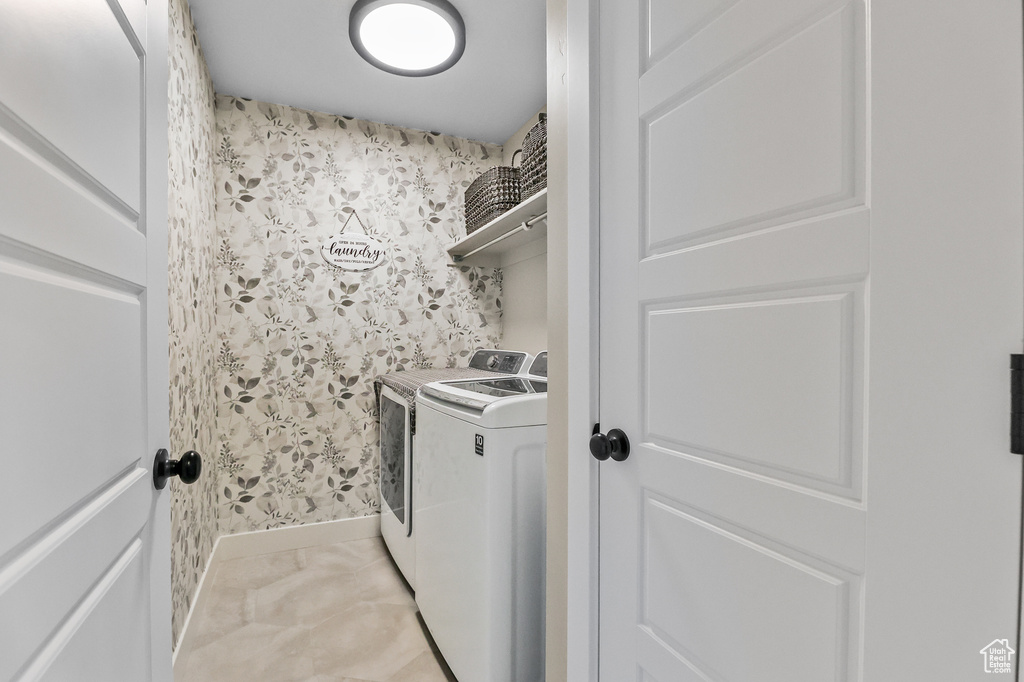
[468,350,532,374]
[528,352,547,378]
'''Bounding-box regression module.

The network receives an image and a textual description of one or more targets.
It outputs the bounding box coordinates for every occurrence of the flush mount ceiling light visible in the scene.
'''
[350,0,466,77]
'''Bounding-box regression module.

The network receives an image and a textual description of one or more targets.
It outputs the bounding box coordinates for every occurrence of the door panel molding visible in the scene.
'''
[641,286,863,497]
[105,0,147,56]
[638,209,869,300]
[641,2,863,255]
[0,103,141,226]
[641,449,868,570]
[639,0,854,114]
[16,540,148,681]
[0,268,144,558]
[642,0,742,73]
[0,469,149,682]
[0,0,143,209]
[639,492,861,682]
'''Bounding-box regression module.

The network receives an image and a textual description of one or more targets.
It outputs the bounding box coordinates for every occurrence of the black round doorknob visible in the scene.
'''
[153,449,202,490]
[589,428,630,462]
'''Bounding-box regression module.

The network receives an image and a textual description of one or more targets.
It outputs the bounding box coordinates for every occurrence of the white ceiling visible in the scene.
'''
[187,0,547,144]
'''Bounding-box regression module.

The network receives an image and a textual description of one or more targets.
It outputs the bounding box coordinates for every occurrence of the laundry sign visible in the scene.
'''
[321,212,386,271]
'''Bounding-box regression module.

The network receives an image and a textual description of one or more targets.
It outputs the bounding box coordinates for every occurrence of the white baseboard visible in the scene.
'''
[213,514,381,561]
[172,515,381,679]
[171,545,217,680]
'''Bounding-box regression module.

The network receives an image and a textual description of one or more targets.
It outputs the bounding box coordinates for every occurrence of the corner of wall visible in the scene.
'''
[167,0,220,649]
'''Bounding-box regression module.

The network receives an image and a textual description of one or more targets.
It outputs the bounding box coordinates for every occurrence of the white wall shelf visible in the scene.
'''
[448,189,547,266]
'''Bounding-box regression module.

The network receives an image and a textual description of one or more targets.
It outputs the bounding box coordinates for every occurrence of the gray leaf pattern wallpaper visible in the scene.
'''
[167,0,219,647]
[213,95,503,534]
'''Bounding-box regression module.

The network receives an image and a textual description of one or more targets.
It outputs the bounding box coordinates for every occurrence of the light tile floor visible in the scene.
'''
[179,537,457,682]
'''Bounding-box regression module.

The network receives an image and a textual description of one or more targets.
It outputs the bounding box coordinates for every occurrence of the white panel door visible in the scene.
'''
[598,0,1024,680]
[0,1,172,680]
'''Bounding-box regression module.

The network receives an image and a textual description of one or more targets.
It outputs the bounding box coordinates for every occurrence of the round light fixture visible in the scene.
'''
[350,0,466,77]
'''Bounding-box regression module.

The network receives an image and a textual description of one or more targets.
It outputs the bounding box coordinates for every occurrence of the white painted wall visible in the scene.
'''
[500,108,549,356]
[499,240,548,355]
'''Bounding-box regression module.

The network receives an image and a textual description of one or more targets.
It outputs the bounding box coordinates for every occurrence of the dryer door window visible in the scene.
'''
[379,392,408,525]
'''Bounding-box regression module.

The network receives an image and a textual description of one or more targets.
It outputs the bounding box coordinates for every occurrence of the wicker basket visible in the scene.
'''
[521,113,547,199]
[464,151,522,234]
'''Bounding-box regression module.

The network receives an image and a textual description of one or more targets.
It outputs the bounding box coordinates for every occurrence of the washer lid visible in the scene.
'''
[418,377,548,426]
[443,377,547,398]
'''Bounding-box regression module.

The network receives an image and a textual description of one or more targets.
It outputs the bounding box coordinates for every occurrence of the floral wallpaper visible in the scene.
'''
[213,95,503,534]
[167,0,218,648]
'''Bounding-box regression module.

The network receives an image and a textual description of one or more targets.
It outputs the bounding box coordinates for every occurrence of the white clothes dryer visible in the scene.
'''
[414,352,548,682]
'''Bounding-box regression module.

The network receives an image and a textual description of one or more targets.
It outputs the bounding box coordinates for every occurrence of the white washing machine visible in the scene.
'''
[414,353,547,682]
[375,350,533,589]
